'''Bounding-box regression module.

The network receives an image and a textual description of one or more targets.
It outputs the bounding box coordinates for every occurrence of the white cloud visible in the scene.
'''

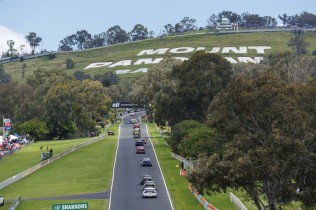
[0,25,31,55]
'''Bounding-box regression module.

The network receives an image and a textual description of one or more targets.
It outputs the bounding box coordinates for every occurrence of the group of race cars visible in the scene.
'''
[130,117,157,198]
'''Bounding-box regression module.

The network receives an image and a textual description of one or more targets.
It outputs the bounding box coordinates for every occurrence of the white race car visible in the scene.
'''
[143,187,157,198]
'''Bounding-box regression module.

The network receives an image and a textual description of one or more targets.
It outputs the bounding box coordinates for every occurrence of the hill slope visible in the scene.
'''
[3,31,316,83]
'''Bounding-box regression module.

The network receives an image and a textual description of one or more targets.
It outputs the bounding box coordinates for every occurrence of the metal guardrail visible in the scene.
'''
[7,196,21,210]
[230,192,248,210]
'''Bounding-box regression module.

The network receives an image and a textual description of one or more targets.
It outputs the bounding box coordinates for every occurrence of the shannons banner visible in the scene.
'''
[52,202,88,210]
[84,46,272,74]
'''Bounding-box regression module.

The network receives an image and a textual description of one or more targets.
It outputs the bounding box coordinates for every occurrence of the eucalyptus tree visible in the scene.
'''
[189,72,316,210]
[164,24,175,35]
[25,32,42,55]
[44,79,111,139]
[6,40,18,57]
[288,34,308,55]
[105,25,128,45]
[129,58,182,123]
[168,120,218,158]
[0,82,38,123]
[179,17,197,32]
[75,30,92,50]
[130,24,149,41]
[154,51,232,126]
[58,35,76,51]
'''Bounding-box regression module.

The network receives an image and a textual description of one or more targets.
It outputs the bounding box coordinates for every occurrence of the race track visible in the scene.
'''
[109,112,174,210]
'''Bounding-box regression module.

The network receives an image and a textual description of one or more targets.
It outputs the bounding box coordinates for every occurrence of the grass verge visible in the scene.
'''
[147,123,205,210]
[0,124,119,210]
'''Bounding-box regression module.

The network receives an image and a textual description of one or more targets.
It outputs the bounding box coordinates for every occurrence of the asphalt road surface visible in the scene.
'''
[109,112,174,210]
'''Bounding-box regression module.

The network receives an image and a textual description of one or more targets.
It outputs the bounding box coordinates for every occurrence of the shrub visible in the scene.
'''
[66,58,74,69]
[47,53,56,60]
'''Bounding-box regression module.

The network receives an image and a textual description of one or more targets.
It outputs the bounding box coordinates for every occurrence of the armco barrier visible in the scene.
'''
[7,196,21,210]
[189,184,218,210]
[230,192,248,210]
[0,134,106,190]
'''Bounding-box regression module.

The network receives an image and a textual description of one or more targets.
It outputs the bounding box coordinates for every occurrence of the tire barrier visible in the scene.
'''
[189,184,219,210]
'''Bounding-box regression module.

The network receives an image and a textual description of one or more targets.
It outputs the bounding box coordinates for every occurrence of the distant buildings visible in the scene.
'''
[216,17,233,30]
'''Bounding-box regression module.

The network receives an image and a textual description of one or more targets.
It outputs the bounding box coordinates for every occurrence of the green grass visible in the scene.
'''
[4,31,316,83]
[0,124,119,210]
[0,121,309,209]
[16,200,107,210]
[0,138,92,182]
[146,122,252,210]
[146,123,204,210]
[147,123,307,210]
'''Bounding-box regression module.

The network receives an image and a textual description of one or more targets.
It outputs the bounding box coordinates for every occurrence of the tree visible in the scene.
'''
[73,71,91,81]
[0,64,11,84]
[44,80,111,139]
[207,14,217,29]
[75,30,92,50]
[91,33,106,47]
[6,40,18,57]
[174,23,183,33]
[106,25,128,45]
[0,82,39,123]
[298,11,316,27]
[164,24,175,35]
[263,53,316,84]
[58,35,76,52]
[130,24,149,41]
[190,72,316,210]
[168,120,204,153]
[288,34,308,55]
[278,13,289,25]
[263,16,277,28]
[154,51,232,126]
[25,32,42,55]
[65,58,75,69]
[168,120,218,157]
[129,59,182,123]
[179,17,197,32]
[14,119,49,141]
[94,72,118,87]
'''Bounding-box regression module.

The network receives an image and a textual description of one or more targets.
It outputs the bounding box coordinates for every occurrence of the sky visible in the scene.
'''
[0,0,315,53]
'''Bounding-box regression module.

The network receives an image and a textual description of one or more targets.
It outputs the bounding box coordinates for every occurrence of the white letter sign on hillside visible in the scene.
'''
[248,46,271,54]
[137,48,169,56]
[170,47,195,54]
[84,62,112,69]
[222,47,248,54]
[109,60,132,67]
[134,58,163,65]
[84,46,272,74]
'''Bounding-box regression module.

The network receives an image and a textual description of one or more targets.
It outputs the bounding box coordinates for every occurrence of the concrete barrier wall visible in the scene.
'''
[0,135,105,190]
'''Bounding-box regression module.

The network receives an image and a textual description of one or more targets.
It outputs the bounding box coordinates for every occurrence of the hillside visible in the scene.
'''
[3,30,316,83]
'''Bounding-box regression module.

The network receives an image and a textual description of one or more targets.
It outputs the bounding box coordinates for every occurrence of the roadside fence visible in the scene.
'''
[7,196,21,210]
[230,192,248,210]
